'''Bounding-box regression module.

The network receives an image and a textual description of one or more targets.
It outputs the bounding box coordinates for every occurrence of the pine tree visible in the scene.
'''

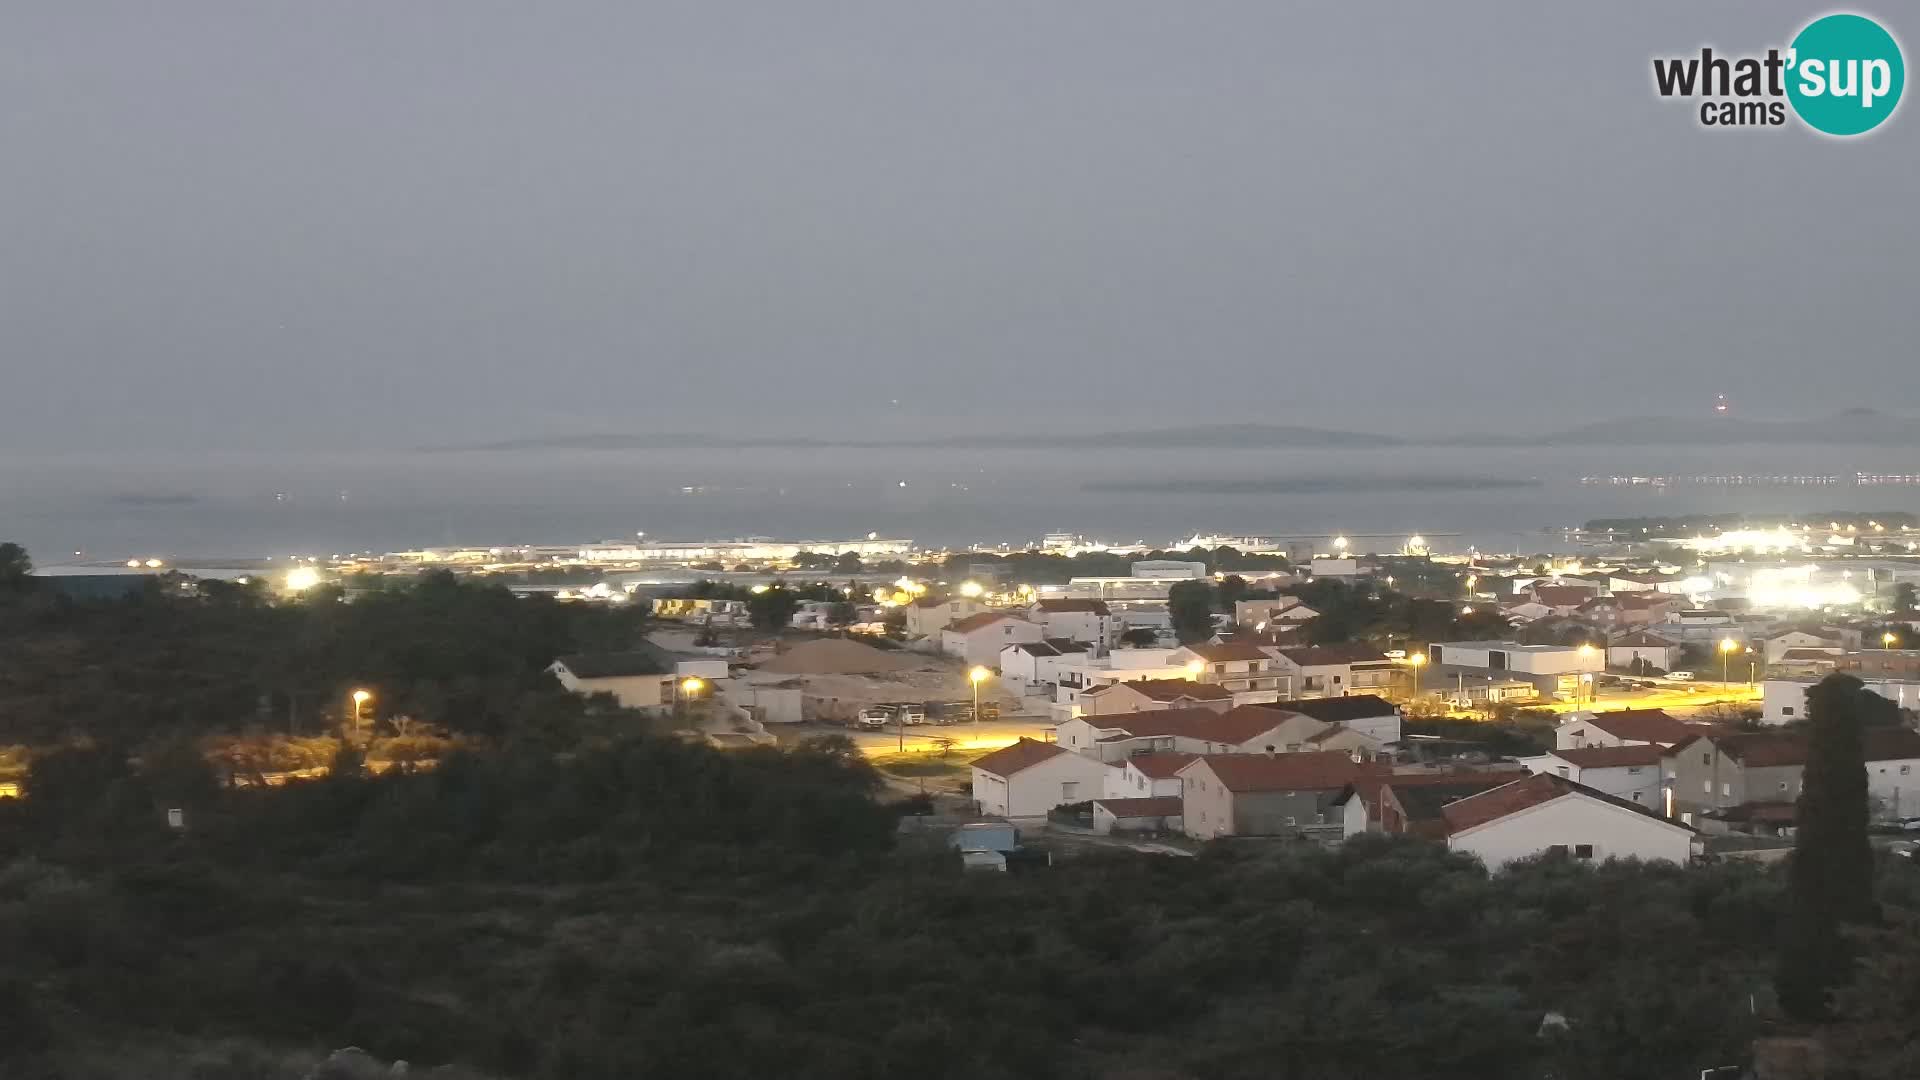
[1775,673,1879,1022]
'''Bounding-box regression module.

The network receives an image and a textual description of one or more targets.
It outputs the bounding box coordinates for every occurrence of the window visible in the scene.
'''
[1779,781,1789,791]
[1721,782,1731,797]
[1631,792,1643,802]
[1703,780,1712,794]
[1265,744,1276,753]
[1904,766,1913,776]
[1782,706,1796,716]
[1061,782,1079,801]
[1701,753,1712,765]
[1574,844,1594,860]
[1547,844,1569,856]
[1627,766,1643,775]
[1556,766,1570,778]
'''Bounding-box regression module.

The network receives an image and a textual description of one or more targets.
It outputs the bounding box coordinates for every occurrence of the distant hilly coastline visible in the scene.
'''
[424,408,1919,453]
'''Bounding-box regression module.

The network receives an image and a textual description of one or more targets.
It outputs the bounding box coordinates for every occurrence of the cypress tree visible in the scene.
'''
[1775,673,1879,1022]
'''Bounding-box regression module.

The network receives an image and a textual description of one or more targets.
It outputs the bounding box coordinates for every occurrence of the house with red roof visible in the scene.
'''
[1178,751,1385,839]
[1440,773,1696,871]
[940,611,1045,667]
[1027,598,1116,646]
[1553,708,1696,751]
[969,737,1116,818]
[1079,678,1234,718]
[1091,796,1184,835]
[1518,744,1668,806]
[1333,769,1529,840]
[1103,751,1197,800]
[1057,705,1374,764]
[1266,644,1393,699]
[1663,727,1920,822]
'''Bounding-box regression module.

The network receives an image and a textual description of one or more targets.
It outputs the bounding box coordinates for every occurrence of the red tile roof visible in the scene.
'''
[1780,648,1843,662]
[946,611,1030,634]
[1275,644,1388,666]
[1118,678,1234,702]
[1087,705,1302,746]
[1183,751,1385,793]
[1440,772,1680,836]
[970,737,1071,777]
[1083,706,1239,739]
[1185,641,1273,663]
[1336,769,1527,825]
[1575,708,1694,746]
[1668,728,1920,769]
[1093,796,1183,818]
[1123,752,1198,779]
[1532,585,1598,607]
[1548,744,1668,769]
[1035,598,1111,615]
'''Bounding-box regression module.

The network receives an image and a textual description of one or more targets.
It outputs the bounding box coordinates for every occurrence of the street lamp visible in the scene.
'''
[350,689,373,737]
[1407,651,1427,699]
[968,666,991,723]
[1577,645,1597,701]
[680,676,705,699]
[1718,638,1738,686]
[1884,632,1899,650]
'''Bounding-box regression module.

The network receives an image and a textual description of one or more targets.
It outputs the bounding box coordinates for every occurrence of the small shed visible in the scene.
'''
[948,821,1018,853]
[1091,796,1184,835]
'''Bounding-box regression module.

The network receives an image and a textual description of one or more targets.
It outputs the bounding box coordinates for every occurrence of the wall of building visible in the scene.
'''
[1448,796,1692,871]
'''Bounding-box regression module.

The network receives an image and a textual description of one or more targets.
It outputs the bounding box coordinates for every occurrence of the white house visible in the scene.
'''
[905,596,983,640]
[998,640,1088,697]
[1078,679,1234,717]
[1054,705,1331,763]
[1606,632,1681,673]
[1441,773,1696,871]
[941,612,1045,667]
[969,738,1116,818]
[1028,599,1115,646]
[1762,629,1845,664]
[1103,751,1197,800]
[1277,694,1404,744]
[549,650,678,711]
[1553,708,1695,750]
[1267,645,1389,699]
[1517,744,1666,807]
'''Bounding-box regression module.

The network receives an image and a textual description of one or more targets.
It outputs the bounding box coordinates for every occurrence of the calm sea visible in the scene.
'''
[3,443,1917,562]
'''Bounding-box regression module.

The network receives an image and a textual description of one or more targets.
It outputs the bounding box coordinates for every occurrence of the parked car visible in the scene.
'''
[1666,671,1695,682]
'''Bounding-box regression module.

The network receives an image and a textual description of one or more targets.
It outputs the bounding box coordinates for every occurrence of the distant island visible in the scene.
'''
[428,408,1920,453]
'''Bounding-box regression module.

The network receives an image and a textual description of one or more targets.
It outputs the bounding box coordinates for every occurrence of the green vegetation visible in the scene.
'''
[1777,675,1880,1021]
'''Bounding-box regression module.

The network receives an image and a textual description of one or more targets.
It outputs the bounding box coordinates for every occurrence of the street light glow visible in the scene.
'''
[681,677,705,694]
[967,666,991,685]
[285,566,322,591]
[958,580,985,598]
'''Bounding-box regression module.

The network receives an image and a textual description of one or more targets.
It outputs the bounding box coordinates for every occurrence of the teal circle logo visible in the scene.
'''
[1786,14,1904,135]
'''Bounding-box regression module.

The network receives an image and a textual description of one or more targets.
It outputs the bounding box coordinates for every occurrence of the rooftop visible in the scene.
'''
[1183,750,1384,793]
[1440,772,1683,836]
[970,737,1072,778]
[1092,796,1183,818]
[1267,694,1398,725]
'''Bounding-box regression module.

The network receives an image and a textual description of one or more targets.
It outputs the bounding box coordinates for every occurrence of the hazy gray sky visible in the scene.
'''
[4,2,1916,453]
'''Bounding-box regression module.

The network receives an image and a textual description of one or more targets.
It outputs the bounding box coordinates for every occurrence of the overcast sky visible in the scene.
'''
[3,2,1915,454]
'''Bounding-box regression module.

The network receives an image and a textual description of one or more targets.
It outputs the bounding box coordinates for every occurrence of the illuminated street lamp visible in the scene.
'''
[350,688,373,737]
[1578,644,1598,702]
[1718,638,1739,686]
[1407,651,1427,698]
[968,666,991,723]
[1884,632,1900,650]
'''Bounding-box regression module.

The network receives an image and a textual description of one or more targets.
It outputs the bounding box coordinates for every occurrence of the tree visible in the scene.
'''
[1119,627,1159,647]
[1894,582,1917,612]
[1215,574,1251,610]
[1167,580,1215,644]
[0,542,31,592]
[747,587,801,631]
[1830,909,1920,1079]
[1776,673,1879,1021]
